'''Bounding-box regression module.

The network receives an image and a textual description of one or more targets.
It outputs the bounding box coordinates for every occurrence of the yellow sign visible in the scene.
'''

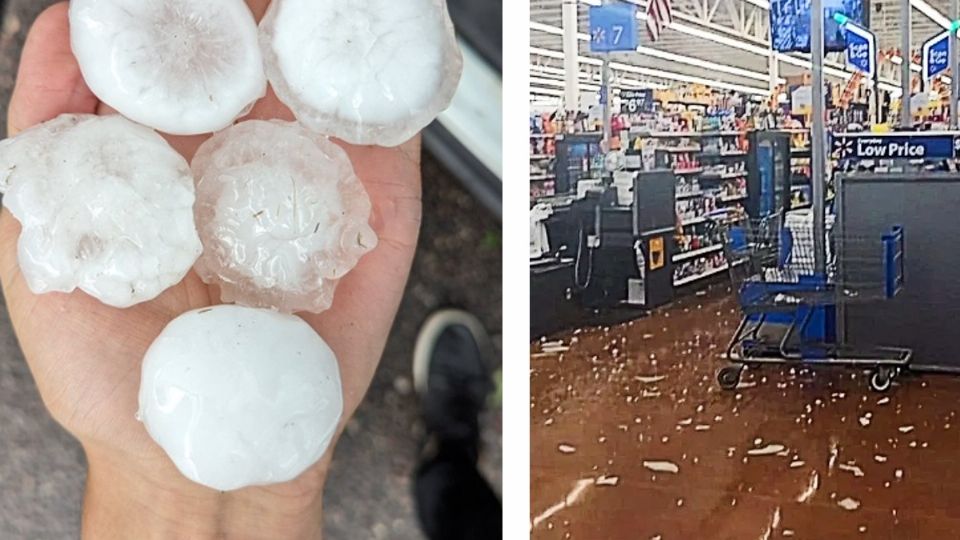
[649,237,665,270]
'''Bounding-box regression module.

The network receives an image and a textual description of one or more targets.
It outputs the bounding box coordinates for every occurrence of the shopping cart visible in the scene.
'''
[716,211,911,392]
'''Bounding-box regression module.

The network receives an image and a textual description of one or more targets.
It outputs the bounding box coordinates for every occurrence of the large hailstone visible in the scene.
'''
[260,0,463,147]
[192,120,377,314]
[0,114,202,308]
[138,305,343,491]
[69,0,266,135]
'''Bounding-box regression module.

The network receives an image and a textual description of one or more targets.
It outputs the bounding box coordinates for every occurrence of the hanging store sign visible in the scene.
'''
[589,4,639,53]
[620,89,655,114]
[831,132,960,161]
[922,31,951,81]
[770,0,867,53]
[843,23,876,78]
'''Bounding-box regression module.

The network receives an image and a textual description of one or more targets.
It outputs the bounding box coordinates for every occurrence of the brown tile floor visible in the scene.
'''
[531,287,960,540]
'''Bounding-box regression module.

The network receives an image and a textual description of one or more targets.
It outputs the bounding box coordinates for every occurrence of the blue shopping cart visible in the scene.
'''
[716,211,911,392]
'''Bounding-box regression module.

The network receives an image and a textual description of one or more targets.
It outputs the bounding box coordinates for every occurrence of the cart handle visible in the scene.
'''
[882,226,904,299]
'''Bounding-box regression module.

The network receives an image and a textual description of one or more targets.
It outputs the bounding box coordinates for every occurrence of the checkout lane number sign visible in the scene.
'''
[589,3,639,53]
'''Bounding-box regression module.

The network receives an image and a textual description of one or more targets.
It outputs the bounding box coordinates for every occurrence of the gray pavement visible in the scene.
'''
[0,3,502,539]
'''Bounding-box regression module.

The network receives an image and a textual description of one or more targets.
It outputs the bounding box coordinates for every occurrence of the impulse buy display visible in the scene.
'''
[0,0,461,491]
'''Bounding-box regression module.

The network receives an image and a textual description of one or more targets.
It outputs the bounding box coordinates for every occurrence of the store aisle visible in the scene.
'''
[531,288,960,540]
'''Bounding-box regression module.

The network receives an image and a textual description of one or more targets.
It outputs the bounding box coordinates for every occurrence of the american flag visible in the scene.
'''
[646,0,673,42]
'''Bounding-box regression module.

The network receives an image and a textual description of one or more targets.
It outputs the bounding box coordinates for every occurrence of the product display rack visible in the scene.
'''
[529,131,556,200]
[785,128,813,209]
[628,131,750,288]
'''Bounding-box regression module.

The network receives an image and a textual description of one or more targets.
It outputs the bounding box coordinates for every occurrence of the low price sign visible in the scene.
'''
[589,3,639,53]
[844,23,876,78]
[923,31,951,81]
[831,133,960,161]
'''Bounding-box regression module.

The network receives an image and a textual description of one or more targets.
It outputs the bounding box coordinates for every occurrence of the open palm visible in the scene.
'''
[0,0,422,513]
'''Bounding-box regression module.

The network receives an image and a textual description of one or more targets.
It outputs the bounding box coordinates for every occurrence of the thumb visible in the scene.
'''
[7,2,99,136]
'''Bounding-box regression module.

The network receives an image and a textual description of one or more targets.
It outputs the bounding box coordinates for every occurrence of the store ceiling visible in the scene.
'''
[530,0,953,99]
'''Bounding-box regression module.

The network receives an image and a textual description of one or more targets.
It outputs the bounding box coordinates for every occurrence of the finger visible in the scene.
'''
[298,138,423,417]
[7,2,99,136]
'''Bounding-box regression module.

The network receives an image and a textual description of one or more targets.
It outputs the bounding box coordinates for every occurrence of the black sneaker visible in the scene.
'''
[413,310,494,446]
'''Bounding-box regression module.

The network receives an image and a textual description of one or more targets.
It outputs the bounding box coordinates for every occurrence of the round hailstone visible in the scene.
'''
[0,114,202,308]
[192,120,377,314]
[138,305,343,491]
[69,0,266,135]
[260,0,463,147]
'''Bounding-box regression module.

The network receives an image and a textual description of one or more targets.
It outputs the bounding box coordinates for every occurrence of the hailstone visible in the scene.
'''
[192,120,377,314]
[69,0,266,135]
[260,0,463,147]
[138,305,343,491]
[0,114,202,308]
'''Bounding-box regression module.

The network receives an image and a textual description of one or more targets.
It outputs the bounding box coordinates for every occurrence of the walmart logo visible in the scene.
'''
[832,137,855,159]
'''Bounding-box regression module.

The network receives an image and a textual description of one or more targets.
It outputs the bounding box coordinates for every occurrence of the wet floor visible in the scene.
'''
[531,287,960,540]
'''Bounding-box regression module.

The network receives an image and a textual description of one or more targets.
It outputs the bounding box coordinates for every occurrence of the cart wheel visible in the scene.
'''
[869,368,893,393]
[717,366,742,391]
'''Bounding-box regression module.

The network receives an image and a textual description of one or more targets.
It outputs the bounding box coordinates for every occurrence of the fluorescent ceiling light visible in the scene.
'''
[530,64,668,89]
[530,21,782,84]
[530,76,602,92]
[530,87,565,97]
[911,0,951,28]
[636,45,785,84]
[531,47,768,94]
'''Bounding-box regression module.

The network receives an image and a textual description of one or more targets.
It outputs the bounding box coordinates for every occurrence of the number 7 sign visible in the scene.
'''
[589,4,639,53]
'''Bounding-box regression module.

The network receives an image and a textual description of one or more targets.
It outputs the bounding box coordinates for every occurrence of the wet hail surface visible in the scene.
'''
[531,287,960,539]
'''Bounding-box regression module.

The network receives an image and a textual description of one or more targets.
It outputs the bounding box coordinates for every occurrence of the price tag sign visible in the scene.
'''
[589,4,639,53]
[620,89,654,114]
[923,31,951,81]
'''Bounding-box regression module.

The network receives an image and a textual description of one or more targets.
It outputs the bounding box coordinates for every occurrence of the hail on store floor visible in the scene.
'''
[531,287,960,540]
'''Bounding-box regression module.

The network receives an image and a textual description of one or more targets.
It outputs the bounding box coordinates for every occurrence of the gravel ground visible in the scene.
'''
[0,3,502,539]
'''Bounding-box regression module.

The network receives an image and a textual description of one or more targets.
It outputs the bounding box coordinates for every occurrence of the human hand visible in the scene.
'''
[0,2,422,538]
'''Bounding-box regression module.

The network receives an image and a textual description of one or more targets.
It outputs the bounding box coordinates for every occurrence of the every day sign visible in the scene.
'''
[922,31,951,81]
[831,133,960,160]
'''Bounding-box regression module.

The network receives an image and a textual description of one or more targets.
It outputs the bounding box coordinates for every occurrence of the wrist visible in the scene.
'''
[81,445,329,539]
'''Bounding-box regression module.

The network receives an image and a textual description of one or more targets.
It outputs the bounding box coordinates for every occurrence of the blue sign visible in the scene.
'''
[831,133,960,161]
[923,31,951,81]
[589,3,639,53]
[600,85,608,106]
[770,0,866,53]
[844,23,875,77]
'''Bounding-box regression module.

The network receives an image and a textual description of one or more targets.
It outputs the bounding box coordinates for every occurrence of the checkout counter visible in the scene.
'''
[531,170,675,338]
[833,131,960,373]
